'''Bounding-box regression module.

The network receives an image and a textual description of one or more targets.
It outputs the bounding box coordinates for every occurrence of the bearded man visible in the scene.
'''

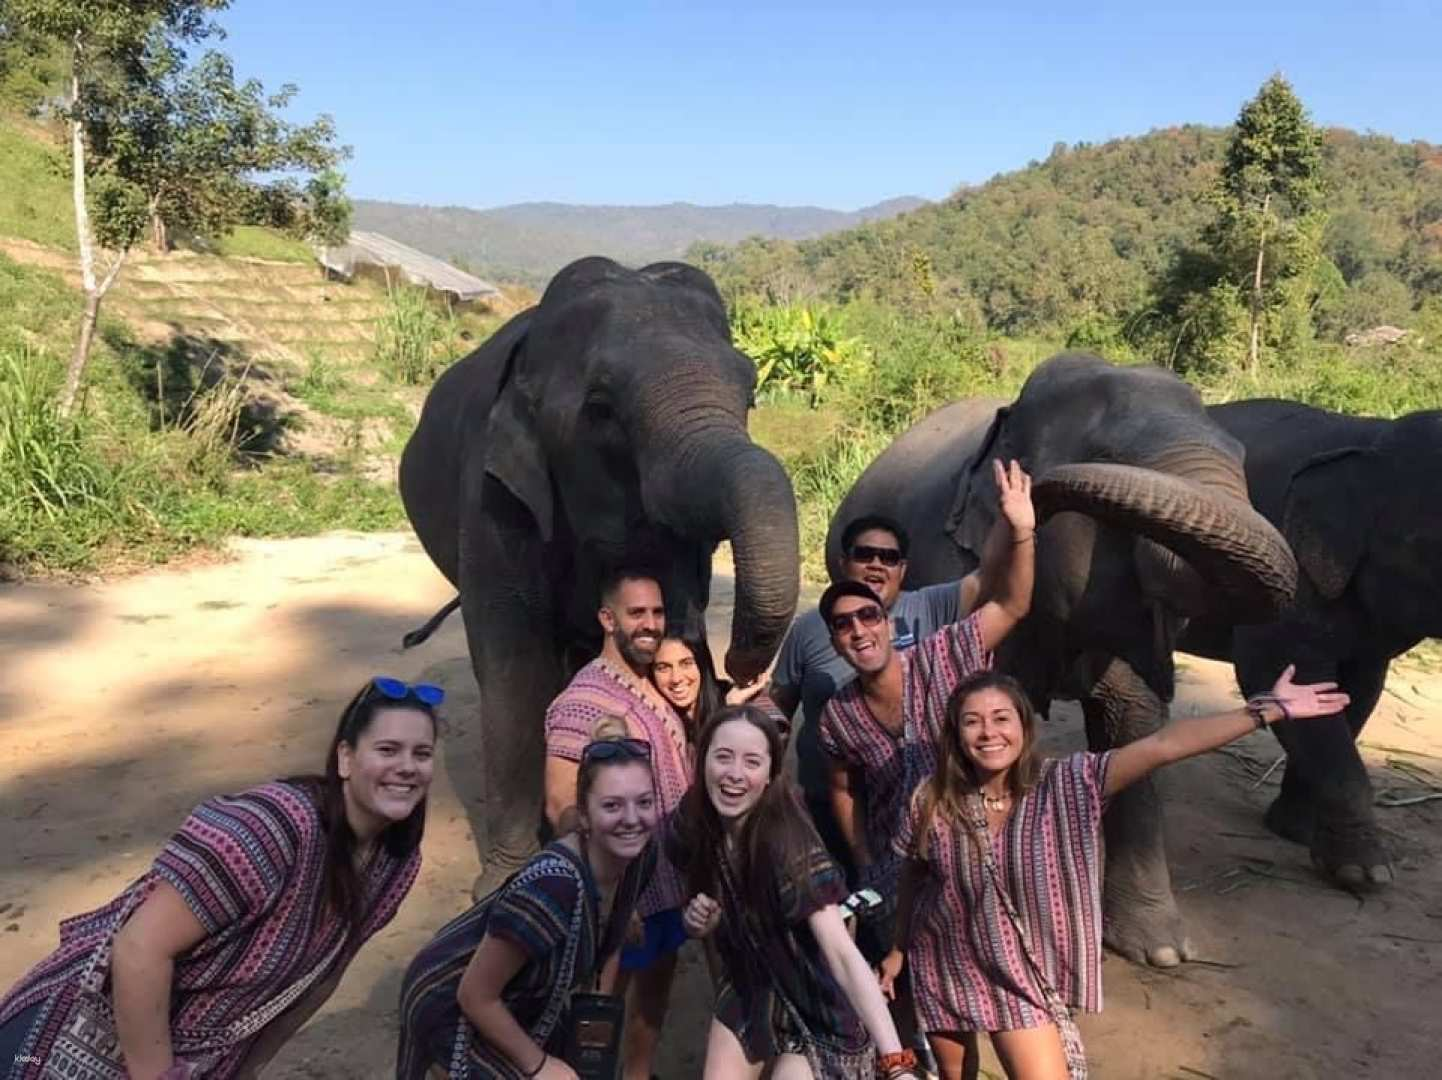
[542,566,692,1080]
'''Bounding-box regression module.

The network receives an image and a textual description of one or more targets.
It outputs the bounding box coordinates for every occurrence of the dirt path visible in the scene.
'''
[3,532,1440,1078]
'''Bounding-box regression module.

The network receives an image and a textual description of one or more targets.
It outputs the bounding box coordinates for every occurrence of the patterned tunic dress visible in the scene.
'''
[666,818,873,1077]
[395,839,655,1079]
[894,752,1114,1033]
[819,613,990,894]
[0,782,420,1080]
[545,658,692,916]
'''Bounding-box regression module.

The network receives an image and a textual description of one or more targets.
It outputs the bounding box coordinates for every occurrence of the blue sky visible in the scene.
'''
[216,1,1442,210]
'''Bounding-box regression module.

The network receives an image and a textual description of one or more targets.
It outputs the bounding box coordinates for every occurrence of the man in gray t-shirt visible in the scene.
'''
[772,514,983,867]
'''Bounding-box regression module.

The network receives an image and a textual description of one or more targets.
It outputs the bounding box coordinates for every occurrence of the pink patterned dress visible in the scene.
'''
[894,752,1113,1033]
[0,782,420,1079]
[819,614,990,893]
[544,658,692,916]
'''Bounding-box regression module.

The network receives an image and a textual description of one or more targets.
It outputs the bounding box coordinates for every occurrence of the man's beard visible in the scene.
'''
[613,626,658,668]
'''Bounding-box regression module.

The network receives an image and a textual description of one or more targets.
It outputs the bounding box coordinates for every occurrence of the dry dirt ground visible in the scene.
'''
[3,532,1440,1078]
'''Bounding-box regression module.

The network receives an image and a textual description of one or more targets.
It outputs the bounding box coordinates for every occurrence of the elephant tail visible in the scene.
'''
[402,596,461,649]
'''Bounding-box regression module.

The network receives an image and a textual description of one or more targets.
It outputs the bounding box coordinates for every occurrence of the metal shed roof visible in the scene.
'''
[319,230,501,303]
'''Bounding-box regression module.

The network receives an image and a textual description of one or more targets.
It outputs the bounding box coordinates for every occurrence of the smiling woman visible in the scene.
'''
[0,677,440,1080]
[397,718,660,1080]
[886,667,1351,1080]
[667,706,922,1080]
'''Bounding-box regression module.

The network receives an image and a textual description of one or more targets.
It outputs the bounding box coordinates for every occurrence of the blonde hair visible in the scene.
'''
[590,714,630,742]
[575,714,649,815]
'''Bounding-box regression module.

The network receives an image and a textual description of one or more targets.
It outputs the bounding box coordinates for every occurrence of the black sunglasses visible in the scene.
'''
[583,738,652,763]
[849,544,903,567]
[829,604,886,635]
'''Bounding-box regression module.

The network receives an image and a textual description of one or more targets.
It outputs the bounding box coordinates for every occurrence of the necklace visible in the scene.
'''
[982,791,1011,813]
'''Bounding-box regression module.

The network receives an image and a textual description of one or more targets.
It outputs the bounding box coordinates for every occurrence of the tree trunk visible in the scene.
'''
[1247,192,1272,378]
[151,207,169,253]
[60,51,97,420]
[62,292,103,416]
[59,37,127,419]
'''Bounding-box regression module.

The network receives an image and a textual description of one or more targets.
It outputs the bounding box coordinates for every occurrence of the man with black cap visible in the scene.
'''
[818,458,1035,1064]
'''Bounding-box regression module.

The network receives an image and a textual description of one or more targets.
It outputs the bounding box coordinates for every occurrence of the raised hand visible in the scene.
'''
[683,892,722,939]
[1270,664,1351,721]
[992,458,1036,537]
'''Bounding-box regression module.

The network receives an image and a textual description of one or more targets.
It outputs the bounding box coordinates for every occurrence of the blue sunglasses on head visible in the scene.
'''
[367,676,445,707]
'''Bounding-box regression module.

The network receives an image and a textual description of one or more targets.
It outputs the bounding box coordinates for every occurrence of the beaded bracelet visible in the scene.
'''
[877,1048,919,1078]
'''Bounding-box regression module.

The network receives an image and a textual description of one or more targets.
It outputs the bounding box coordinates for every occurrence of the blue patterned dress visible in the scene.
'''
[396,839,655,1079]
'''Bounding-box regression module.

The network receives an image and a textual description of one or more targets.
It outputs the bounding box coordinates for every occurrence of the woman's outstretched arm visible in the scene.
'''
[1104,665,1350,798]
[810,904,906,1055]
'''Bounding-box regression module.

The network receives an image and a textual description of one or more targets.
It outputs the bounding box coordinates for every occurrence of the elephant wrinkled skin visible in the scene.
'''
[400,257,799,890]
[827,354,1297,967]
[1181,401,1442,891]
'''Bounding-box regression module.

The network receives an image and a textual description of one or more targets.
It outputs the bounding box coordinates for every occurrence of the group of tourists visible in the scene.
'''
[0,459,1351,1080]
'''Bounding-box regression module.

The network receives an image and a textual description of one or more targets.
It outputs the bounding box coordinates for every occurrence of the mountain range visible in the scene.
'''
[351,196,927,285]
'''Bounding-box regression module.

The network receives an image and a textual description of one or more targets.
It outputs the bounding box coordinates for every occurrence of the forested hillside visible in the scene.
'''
[696,125,1442,341]
[352,196,927,285]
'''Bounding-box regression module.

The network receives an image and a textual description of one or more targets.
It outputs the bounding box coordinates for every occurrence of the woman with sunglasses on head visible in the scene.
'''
[0,676,441,1080]
[650,622,790,747]
[397,717,658,1080]
[881,668,1350,1080]
[669,704,922,1080]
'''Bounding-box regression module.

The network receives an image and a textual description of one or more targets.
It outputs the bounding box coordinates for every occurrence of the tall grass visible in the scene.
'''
[373,281,459,385]
[0,345,112,519]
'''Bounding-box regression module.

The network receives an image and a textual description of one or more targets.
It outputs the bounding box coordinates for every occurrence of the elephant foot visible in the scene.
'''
[1263,791,1316,847]
[1310,819,1393,893]
[1103,886,1192,969]
[470,846,536,903]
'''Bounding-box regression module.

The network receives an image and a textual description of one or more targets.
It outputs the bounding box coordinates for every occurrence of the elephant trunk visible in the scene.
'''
[648,424,800,683]
[1034,462,1297,621]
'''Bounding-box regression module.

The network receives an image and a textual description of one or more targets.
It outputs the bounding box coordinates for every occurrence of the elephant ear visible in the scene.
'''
[1284,446,1370,600]
[945,406,1009,557]
[483,325,554,543]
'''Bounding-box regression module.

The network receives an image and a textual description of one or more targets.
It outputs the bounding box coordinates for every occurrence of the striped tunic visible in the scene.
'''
[894,752,1113,1033]
[545,658,691,915]
[0,782,419,1079]
[665,817,871,1075]
[395,839,655,1079]
[818,614,990,893]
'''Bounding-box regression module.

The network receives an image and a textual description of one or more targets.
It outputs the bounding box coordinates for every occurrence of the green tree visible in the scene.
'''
[6,0,228,416]
[83,40,349,252]
[1209,74,1325,374]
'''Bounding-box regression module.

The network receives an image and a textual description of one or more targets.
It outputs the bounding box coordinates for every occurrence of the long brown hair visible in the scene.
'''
[286,682,437,931]
[652,623,724,740]
[675,704,821,927]
[913,671,1042,859]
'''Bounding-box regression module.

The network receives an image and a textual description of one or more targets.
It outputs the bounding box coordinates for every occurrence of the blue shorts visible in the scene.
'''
[619,907,687,972]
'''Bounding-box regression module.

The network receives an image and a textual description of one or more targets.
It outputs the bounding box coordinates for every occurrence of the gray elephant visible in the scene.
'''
[828,353,1296,966]
[400,257,799,890]
[1180,400,1442,890]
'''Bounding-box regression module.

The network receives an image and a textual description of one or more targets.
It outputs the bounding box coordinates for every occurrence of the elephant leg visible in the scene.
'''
[1235,639,1392,891]
[1081,656,1190,969]
[461,490,566,898]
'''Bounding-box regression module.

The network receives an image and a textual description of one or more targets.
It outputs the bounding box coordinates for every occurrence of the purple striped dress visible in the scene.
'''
[894,752,1113,1034]
[818,614,990,893]
[0,782,419,1079]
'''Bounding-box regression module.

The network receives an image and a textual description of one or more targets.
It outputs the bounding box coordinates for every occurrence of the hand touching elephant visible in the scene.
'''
[828,353,1297,967]
[399,257,800,890]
